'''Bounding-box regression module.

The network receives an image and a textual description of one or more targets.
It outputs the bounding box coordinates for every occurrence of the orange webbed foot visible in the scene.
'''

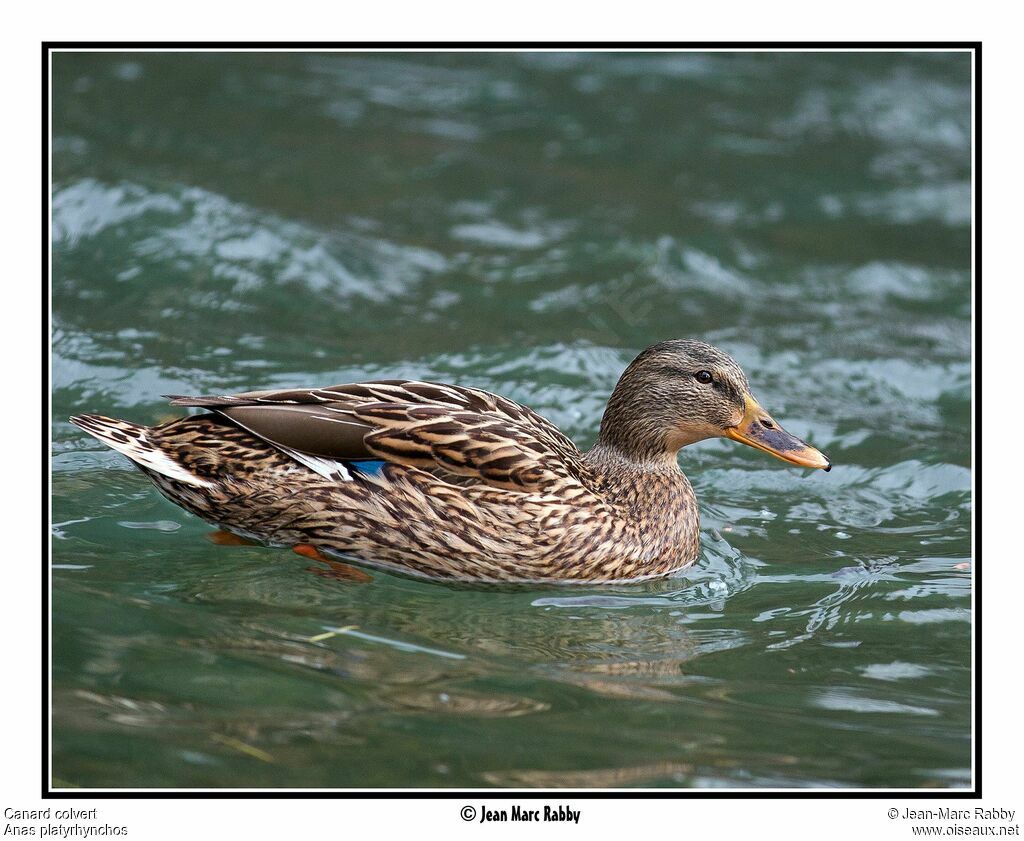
[206,530,260,547]
[294,545,373,583]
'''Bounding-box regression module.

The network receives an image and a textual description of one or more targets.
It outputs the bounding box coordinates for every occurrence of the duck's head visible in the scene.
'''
[596,339,831,471]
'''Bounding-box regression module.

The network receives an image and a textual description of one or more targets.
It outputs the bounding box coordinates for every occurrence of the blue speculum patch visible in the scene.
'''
[349,459,387,476]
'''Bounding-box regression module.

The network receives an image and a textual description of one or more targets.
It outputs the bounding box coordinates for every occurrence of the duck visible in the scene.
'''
[70,339,830,584]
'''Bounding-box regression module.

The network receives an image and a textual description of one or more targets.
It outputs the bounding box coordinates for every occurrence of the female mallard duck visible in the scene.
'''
[71,340,829,583]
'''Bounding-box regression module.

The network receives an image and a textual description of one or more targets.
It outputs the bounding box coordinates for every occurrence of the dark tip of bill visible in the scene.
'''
[824,460,832,472]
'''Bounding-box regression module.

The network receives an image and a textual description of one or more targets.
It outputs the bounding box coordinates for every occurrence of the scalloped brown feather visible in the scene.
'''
[169,380,590,494]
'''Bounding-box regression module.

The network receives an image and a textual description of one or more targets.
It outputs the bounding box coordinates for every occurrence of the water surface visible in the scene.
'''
[51,50,972,789]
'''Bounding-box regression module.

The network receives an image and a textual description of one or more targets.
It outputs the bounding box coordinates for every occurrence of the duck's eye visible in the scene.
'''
[694,370,714,385]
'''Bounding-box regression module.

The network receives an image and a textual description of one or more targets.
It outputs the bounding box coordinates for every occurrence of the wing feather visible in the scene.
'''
[166,380,588,493]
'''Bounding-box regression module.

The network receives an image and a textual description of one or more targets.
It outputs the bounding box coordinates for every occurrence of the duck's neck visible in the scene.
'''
[583,439,682,476]
[585,395,694,510]
[583,439,694,520]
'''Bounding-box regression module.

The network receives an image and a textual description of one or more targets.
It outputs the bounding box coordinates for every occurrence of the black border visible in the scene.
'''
[43,40,981,800]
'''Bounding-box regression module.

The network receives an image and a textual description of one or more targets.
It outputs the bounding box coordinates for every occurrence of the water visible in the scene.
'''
[50,51,972,789]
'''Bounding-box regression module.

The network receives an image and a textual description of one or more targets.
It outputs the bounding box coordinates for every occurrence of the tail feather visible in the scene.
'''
[69,414,212,488]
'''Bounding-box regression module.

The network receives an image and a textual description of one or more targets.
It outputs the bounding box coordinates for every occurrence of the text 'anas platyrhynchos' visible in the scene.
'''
[71,340,830,583]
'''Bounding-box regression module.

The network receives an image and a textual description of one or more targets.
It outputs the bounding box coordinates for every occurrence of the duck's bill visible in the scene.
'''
[724,398,831,471]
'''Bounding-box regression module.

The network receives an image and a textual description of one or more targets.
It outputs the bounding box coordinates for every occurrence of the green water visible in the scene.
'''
[51,51,972,789]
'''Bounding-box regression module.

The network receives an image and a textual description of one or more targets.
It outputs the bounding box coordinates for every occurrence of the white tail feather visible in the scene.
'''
[70,415,212,488]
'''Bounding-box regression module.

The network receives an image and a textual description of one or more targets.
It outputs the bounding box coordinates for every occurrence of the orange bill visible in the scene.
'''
[724,396,831,471]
